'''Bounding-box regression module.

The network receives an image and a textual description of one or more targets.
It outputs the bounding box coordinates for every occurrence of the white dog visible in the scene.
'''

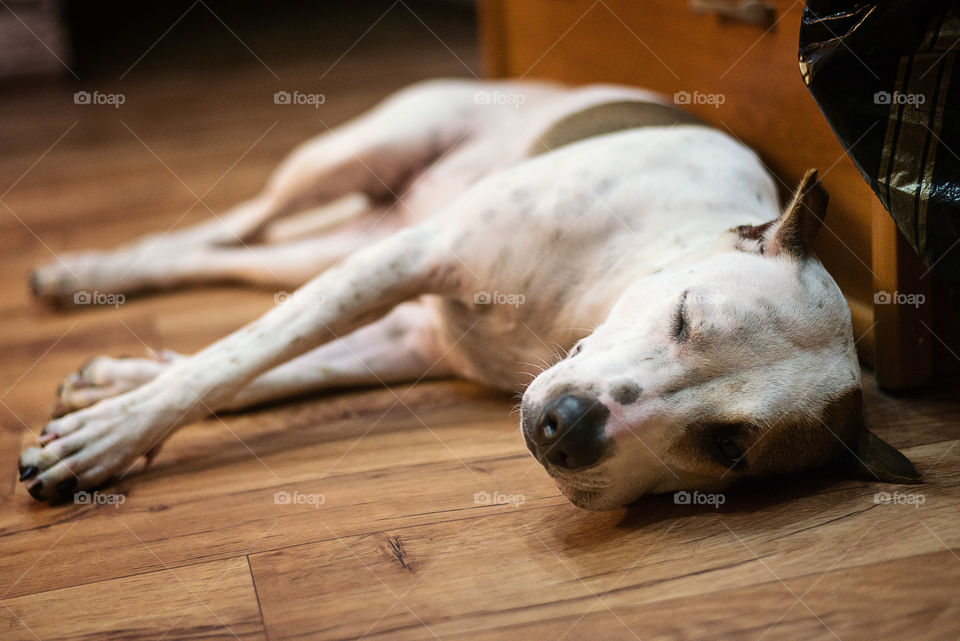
[20,79,920,509]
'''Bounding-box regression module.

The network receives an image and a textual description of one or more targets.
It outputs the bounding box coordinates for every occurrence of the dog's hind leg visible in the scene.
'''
[30,80,484,303]
[51,301,450,417]
[35,204,408,298]
[18,223,462,499]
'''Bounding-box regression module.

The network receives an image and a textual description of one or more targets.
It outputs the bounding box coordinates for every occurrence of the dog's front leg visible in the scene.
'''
[17,224,457,500]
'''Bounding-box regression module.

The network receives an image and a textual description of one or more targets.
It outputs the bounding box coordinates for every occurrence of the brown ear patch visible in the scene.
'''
[848,429,923,484]
[748,388,922,485]
[771,168,828,259]
[746,388,864,478]
[724,169,828,258]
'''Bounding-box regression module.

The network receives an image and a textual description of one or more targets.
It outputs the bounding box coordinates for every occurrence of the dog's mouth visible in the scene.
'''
[551,477,613,510]
[542,462,613,504]
[542,460,608,484]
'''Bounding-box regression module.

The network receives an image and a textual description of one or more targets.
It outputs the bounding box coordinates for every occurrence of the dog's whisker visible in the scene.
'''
[517,361,548,375]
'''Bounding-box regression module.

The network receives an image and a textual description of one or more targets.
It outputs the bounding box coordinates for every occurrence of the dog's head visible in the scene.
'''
[521,170,920,510]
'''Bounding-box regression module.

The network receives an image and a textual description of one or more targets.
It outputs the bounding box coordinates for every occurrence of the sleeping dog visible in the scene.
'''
[21,79,921,509]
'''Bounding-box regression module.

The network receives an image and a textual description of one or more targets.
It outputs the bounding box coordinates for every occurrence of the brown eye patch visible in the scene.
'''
[670,421,755,473]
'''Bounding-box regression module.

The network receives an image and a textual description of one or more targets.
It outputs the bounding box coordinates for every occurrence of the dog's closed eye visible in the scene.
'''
[672,291,689,343]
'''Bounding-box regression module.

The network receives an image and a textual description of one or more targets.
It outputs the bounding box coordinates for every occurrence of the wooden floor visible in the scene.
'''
[2,19,960,641]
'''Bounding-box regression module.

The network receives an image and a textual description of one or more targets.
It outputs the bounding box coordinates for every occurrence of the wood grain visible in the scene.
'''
[0,557,266,641]
[248,440,959,640]
[460,550,960,641]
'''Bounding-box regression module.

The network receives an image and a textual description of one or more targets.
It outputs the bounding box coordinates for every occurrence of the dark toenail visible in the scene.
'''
[29,271,40,296]
[55,478,78,500]
[27,481,44,501]
[57,383,64,396]
[19,465,39,481]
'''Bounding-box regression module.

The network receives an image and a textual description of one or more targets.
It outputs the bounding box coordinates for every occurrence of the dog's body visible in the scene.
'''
[20,80,920,509]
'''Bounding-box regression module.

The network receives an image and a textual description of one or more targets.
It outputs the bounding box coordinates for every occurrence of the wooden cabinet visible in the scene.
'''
[479,0,959,389]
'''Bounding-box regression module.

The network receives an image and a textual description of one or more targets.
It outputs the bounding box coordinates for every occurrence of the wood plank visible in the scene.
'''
[248,439,958,641]
[460,549,960,641]
[862,375,960,449]
[0,557,266,641]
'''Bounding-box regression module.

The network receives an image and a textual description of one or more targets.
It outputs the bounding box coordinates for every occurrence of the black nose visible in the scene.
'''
[532,394,610,469]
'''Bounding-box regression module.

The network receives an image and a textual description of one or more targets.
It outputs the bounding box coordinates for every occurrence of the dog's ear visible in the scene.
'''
[721,169,828,259]
[846,428,922,484]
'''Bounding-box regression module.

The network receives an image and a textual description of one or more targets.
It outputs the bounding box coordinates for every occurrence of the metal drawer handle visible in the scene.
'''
[690,0,776,29]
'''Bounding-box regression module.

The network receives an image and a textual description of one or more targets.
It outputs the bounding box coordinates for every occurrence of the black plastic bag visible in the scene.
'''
[799,2,960,300]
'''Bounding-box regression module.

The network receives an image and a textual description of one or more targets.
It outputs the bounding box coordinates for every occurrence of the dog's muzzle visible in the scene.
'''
[523,394,611,470]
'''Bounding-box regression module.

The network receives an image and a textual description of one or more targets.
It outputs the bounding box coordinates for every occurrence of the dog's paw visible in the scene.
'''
[20,392,169,502]
[53,352,181,418]
[29,252,108,306]
[30,262,81,306]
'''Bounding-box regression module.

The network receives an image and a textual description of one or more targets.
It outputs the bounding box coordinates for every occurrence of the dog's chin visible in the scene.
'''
[552,478,625,511]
